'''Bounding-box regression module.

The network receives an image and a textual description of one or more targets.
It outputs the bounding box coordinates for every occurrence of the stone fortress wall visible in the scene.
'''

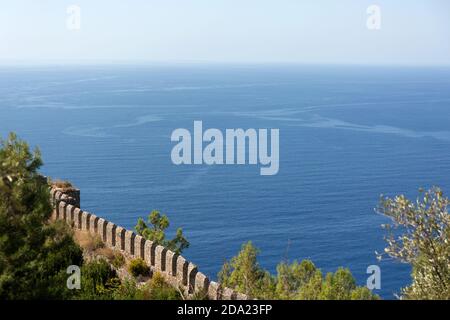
[50,186,249,300]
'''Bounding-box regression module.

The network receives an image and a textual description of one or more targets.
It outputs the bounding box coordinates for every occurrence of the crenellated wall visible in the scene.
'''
[50,186,250,300]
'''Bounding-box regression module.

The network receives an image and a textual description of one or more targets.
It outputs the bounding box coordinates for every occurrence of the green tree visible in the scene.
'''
[297,269,323,300]
[254,271,277,299]
[0,133,83,299]
[218,241,268,297]
[219,241,379,300]
[320,268,357,300]
[350,286,380,300]
[135,210,189,254]
[377,187,450,299]
[276,260,318,299]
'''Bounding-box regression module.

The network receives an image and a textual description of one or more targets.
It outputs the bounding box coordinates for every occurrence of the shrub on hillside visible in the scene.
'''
[128,258,150,277]
[112,273,181,300]
[111,252,126,268]
[77,259,119,300]
[146,272,181,300]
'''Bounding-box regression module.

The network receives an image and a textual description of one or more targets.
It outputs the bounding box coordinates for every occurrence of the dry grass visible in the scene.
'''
[73,229,126,267]
[96,247,116,261]
[50,179,74,190]
[74,229,104,252]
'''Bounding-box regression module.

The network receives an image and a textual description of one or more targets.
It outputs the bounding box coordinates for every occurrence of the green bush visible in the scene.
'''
[128,258,150,277]
[111,273,181,300]
[112,278,145,300]
[77,259,118,300]
[111,252,125,269]
[146,272,180,300]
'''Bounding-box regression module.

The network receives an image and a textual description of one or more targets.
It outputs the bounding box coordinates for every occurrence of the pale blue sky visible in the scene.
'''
[1,0,449,65]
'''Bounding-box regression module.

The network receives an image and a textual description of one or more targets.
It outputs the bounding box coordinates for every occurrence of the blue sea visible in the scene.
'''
[1,65,450,299]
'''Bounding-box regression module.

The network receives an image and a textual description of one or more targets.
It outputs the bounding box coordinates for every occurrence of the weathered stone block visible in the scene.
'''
[154,245,167,272]
[144,240,156,266]
[134,235,145,259]
[124,230,136,255]
[58,201,66,220]
[235,292,249,300]
[55,191,62,201]
[208,281,221,300]
[73,208,83,229]
[115,226,126,251]
[63,202,70,221]
[187,262,198,293]
[65,204,74,223]
[194,272,210,294]
[176,256,189,287]
[64,188,80,207]
[81,211,91,231]
[165,250,178,277]
[52,188,80,207]
[222,287,236,300]
[89,214,99,235]
[106,222,117,247]
[97,218,107,241]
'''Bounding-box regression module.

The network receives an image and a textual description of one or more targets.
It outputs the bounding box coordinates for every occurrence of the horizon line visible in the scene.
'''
[1,60,450,69]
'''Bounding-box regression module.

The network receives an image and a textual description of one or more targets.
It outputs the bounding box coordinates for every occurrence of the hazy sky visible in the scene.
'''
[1,0,449,65]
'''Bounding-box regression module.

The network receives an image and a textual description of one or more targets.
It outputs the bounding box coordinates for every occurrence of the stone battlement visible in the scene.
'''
[50,186,249,300]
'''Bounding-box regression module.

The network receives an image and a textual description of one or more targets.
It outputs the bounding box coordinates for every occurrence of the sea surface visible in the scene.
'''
[1,65,450,299]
